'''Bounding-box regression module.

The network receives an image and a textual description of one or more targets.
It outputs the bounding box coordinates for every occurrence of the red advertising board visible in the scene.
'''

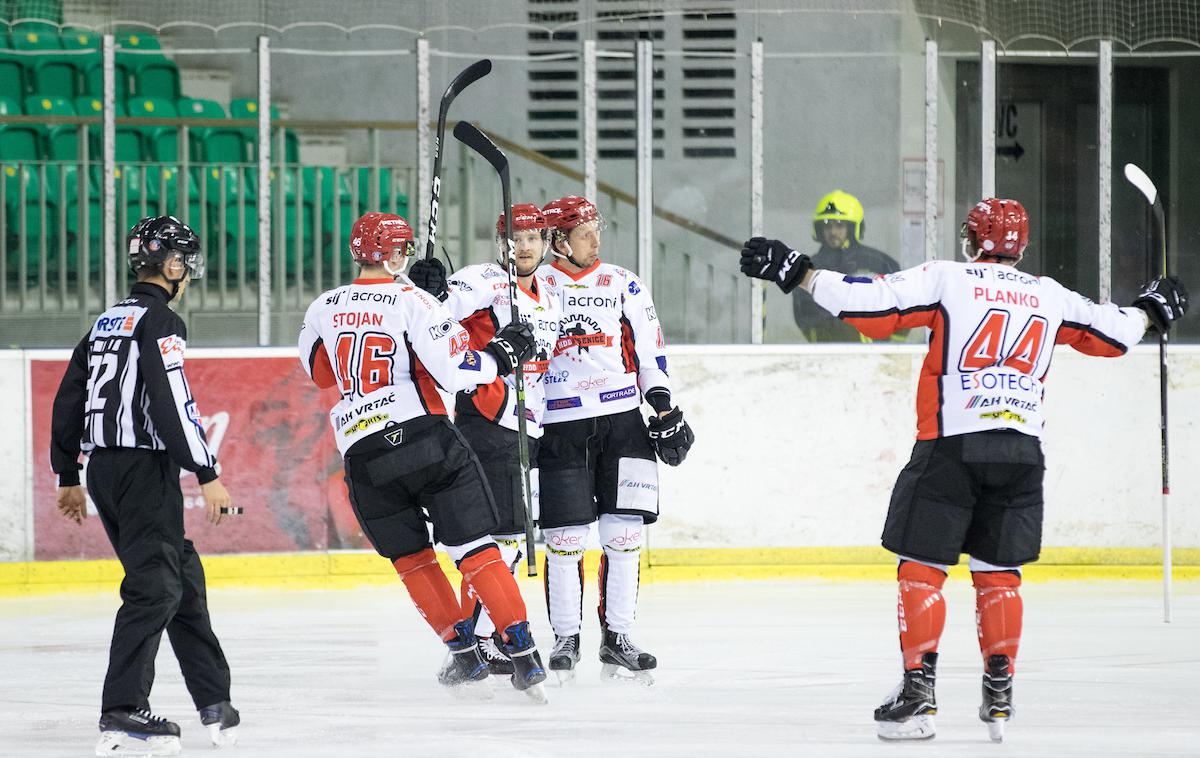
[30,357,371,560]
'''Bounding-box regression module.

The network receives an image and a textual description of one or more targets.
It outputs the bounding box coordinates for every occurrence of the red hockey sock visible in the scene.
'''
[392,548,464,642]
[973,570,1023,673]
[897,561,947,670]
[459,546,527,641]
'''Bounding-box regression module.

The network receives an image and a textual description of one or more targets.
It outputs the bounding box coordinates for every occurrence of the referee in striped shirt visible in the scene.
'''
[51,216,240,752]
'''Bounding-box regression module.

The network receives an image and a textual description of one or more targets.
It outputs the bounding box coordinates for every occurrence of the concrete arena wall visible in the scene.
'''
[2,345,1197,567]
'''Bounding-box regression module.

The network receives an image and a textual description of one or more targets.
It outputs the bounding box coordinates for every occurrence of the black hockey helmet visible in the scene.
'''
[127,215,204,280]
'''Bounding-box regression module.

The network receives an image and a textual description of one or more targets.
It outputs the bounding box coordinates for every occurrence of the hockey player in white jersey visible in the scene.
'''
[739,198,1188,741]
[406,203,561,674]
[535,195,695,684]
[299,212,549,702]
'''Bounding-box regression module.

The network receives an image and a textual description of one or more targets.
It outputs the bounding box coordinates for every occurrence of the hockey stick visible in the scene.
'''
[452,120,538,578]
[1123,162,1171,623]
[424,58,492,261]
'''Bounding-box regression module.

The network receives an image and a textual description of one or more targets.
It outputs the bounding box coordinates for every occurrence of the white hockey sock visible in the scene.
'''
[598,514,644,634]
[472,534,523,638]
[543,524,590,637]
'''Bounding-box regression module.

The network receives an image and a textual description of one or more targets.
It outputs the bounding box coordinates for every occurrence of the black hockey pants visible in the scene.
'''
[87,448,232,714]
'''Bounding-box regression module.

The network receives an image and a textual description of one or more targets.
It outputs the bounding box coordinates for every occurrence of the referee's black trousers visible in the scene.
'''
[87,449,232,714]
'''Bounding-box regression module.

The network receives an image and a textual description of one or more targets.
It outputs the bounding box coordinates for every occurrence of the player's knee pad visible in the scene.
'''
[442,535,495,565]
[898,559,947,590]
[391,547,439,579]
[492,533,524,573]
[543,524,590,564]
[972,569,1022,590]
[598,513,644,558]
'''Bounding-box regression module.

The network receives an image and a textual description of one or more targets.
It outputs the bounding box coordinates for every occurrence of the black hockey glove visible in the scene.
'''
[484,321,537,377]
[407,258,448,300]
[739,237,812,294]
[1132,275,1189,333]
[647,407,694,467]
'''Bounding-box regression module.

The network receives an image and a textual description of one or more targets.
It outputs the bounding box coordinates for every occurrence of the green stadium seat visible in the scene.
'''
[84,59,131,101]
[10,22,62,51]
[116,31,160,52]
[24,94,78,159]
[132,60,180,100]
[0,121,44,162]
[194,127,247,163]
[228,98,299,163]
[177,96,225,121]
[61,28,100,50]
[30,56,80,98]
[127,96,179,162]
[0,54,27,100]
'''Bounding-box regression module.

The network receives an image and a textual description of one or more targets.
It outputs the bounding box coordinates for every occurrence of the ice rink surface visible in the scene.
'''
[3,578,1198,757]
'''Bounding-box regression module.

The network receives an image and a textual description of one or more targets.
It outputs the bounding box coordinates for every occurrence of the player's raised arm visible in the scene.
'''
[1053,276,1188,357]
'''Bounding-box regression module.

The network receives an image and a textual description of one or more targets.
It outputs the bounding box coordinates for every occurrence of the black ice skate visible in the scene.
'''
[478,633,515,675]
[874,652,938,741]
[95,707,181,757]
[599,628,656,686]
[199,700,240,748]
[979,654,1015,743]
[502,621,549,704]
[437,619,492,700]
[548,633,581,685]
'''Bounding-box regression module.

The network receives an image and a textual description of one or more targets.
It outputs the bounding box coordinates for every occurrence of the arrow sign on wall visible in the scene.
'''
[996,142,1025,161]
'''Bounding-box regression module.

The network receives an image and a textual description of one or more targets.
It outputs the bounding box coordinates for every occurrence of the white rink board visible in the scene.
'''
[656,345,1200,549]
[3,345,1198,561]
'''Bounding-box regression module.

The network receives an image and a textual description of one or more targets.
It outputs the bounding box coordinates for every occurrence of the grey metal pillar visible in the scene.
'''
[416,38,431,246]
[102,34,116,305]
[582,39,597,201]
[635,40,653,286]
[750,39,764,344]
[1098,39,1113,302]
[924,39,938,262]
[981,39,996,198]
[257,35,272,345]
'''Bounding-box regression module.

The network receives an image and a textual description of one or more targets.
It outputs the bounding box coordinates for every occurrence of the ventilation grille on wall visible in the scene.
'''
[526,0,737,161]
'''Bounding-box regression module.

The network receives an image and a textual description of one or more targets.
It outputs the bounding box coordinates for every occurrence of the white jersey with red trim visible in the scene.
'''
[298,278,499,455]
[537,259,671,423]
[808,260,1149,440]
[442,262,561,437]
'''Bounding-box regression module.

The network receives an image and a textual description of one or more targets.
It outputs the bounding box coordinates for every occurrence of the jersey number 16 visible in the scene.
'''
[334,332,396,398]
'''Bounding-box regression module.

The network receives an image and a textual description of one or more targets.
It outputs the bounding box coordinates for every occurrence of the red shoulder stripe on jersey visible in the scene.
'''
[518,277,539,300]
[915,307,948,440]
[842,304,939,341]
[309,339,337,389]
[404,339,447,416]
[462,308,499,350]
[471,379,509,423]
[352,278,394,286]
[619,315,638,374]
[1054,321,1127,358]
[551,259,601,281]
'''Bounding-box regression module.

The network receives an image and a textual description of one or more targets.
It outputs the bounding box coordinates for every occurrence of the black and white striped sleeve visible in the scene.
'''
[137,309,218,483]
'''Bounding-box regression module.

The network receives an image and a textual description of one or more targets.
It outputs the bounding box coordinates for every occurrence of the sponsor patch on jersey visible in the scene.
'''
[545,370,569,384]
[563,283,588,289]
[342,413,389,437]
[656,327,665,349]
[843,275,873,284]
[546,396,582,411]
[157,334,185,369]
[599,386,637,403]
[184,400,201,424]
[627,280,641,295]
[94,311,139,335]
[482,267,505,279]
[459,350,482,371]
[597,274,612,287]
[384,428,404,446]
[571,376,609,391]
[656,356,668,373]
[512,406,537,421]
[616,458,659,514]
[979,409,1027,424]
[645,306,657,321]
[451,280,473,292]
[429,318,458,340]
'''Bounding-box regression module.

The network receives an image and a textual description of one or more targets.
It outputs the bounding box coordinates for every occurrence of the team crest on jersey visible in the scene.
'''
[555,315,613,359]
[459,350,482,371]
[596,274,612,287]
[628,280,641,295]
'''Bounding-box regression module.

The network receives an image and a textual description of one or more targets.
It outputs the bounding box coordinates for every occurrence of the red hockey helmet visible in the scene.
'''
[496,203,548,236]
[349,212,415,265]
[541,195,603,233]
[962,198,1029,260]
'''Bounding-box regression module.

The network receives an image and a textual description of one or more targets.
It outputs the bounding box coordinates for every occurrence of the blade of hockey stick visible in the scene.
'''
[424,59,492,260]
[452,120,538,578]
[1124,161,1172,623]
